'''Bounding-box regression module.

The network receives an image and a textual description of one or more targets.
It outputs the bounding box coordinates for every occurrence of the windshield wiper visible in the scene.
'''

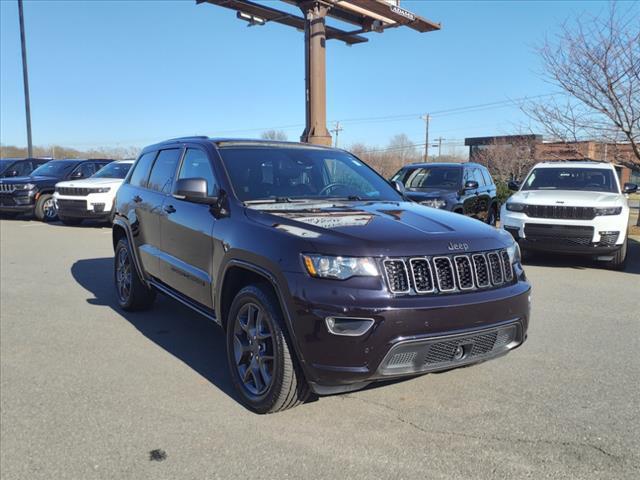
[244,197,319,205]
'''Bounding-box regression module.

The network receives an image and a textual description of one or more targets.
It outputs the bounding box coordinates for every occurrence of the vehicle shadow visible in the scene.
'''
[0,214,109,228]
[522,237,640,275]
[70,257,238,403]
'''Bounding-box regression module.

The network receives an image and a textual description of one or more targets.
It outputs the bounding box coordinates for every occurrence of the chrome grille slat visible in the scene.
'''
[487,252,504,285]
[472,254,491,288]
[433,256,456,292]
[453,255,475,290]
[409,258,435,293]
[0,184,16,193]
[383,259,410,294]
[500,250,514,282]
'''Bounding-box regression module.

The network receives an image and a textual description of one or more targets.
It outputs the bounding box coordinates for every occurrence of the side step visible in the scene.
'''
[148,279,219,325]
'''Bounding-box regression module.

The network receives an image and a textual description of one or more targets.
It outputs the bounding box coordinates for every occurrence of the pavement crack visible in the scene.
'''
[343,394,622,461]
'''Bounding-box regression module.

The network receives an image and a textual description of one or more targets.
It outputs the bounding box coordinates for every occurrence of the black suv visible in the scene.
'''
[0,158,51,178]
[113,138,530,413]
[0,158,113,221]
[392,162,499,225]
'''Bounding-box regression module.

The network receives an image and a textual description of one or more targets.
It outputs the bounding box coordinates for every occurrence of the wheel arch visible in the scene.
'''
[111,218,149,287]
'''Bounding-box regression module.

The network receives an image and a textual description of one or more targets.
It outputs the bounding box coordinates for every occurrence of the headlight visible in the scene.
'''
[14,183,35,191]
[95,187,111,193]
[421,199,447,209]
[302,254,379,280]
[594,206,622,216]
[506,202,525,212]
[506,241,521,265]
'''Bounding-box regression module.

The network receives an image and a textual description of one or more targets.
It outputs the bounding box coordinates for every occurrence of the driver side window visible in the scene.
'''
[71,162,95,179]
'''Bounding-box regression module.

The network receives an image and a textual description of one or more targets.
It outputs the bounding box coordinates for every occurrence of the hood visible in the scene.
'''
[245,200,510,257]
[510,189,623,206]
[56,177,124,188]
[0,175,57,185]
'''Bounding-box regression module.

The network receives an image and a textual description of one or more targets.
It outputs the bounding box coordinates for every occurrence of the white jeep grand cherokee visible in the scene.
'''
[501,161,637,269]
[54,160,134,225]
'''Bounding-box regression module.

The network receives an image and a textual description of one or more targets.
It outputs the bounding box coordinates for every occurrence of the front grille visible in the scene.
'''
[0,184,16,193]
[525,204,596,220]
[379,322,520,376]
[524,224,594,246]
[383,248,514,295]
[56,187,105,196]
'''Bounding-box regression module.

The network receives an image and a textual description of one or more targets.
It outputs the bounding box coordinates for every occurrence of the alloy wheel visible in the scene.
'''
[232,302,275,397]
[115,247,132,303]
[43,198,57,219]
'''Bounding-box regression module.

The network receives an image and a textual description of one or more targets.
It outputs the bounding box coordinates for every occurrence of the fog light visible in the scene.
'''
[453,345,465,360]
[325,317,374,336]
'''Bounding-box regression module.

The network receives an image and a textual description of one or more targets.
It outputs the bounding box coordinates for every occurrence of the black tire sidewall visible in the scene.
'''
[35,193,56,222]
[114,239,134,309]
[226,285,288,413]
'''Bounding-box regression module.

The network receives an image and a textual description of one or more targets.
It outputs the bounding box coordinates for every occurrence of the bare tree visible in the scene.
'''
[388,133,420,165]
[261,130,288,141]
[472,137,537,181]
[523,2,640,169]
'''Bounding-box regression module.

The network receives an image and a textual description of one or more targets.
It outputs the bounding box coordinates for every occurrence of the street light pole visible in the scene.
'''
[18,0,33,158]
[330,121,343,148]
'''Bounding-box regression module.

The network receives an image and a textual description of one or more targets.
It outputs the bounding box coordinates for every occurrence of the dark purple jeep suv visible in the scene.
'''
[112,137,530,413]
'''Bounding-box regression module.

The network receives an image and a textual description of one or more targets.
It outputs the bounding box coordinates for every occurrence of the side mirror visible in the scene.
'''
[71,170,84,179]
[173,177,218,205]
[391,180,406,194]
[464,180,479,190]
[508,180,520,191]
[623,182,638,194]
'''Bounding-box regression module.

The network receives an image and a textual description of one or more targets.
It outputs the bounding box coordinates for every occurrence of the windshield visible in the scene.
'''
[403,167,462,190]
[31,161,79,178]
[522,167,619,193]
[93,162,132,179]
[219,147,402,203]
[0,160,16,173]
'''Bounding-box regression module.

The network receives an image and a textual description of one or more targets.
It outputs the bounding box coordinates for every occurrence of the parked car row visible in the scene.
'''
[0,158,133,223]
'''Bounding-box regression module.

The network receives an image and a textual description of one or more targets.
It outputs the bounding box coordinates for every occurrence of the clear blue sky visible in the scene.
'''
[0,0,625,155]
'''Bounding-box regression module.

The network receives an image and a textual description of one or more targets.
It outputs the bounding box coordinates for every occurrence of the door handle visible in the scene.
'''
[133,195,142,203]
[164,205,176,214]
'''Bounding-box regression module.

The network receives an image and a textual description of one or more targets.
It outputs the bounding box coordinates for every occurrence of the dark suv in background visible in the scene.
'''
[392,162,499,225]
[0,158,113,221]
[112,138,530,413]
[0,158,51,178]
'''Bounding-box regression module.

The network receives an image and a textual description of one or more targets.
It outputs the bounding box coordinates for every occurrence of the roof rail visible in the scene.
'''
[164,135,209,142]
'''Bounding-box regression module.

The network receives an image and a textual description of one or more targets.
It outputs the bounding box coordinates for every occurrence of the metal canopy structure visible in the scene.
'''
[197,0,441,145]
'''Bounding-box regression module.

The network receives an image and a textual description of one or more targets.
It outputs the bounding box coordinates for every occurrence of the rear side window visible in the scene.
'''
[129,151,157,188]
[481,168,494,186]
[178,149,217,196]
[147,149,182,194]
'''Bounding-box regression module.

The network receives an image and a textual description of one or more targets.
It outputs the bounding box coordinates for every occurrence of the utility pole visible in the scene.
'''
[421,114,430,162]
[330,121,343,148]
[18,0,33,158]
[434,137,446,157]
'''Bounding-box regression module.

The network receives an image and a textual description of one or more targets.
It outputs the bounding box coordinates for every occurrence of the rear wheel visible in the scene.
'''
[114,238,156,311]
[58,215,82,226]
[226,284,309,414]
[603,238,627,271]
[34,194,57,222]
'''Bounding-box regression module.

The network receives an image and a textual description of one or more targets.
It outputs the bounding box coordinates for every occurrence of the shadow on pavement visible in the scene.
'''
[522,237,640,275]
[0,213,109,228]
[71,257,237,403]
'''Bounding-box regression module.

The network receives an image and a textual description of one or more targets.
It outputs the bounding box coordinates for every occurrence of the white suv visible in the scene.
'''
[500,161,638,269]
[54,160,134,225]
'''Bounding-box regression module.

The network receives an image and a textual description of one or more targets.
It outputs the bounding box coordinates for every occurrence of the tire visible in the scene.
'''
[34,193,57,222]
[519,244,533,263]
[114,238,156,311]
[603,238,627,271]
[486,206,497,226]
[226,284,309,414]
[58,215,83,226]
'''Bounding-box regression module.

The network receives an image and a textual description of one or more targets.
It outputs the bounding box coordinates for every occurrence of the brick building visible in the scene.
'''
[465,135,640,184]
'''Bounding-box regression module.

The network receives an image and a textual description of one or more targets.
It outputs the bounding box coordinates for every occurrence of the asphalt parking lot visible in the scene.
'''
[1,218,639,480]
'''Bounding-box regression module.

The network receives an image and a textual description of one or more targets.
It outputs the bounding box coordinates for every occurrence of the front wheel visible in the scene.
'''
[226,284,309,414]
[34,194,57,222]
[603,238,627,271]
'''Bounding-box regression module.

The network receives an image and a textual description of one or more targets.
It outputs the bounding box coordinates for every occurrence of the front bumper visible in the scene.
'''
[0,192,36,213]
[284,270,530,394]
[54,193,112,219]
